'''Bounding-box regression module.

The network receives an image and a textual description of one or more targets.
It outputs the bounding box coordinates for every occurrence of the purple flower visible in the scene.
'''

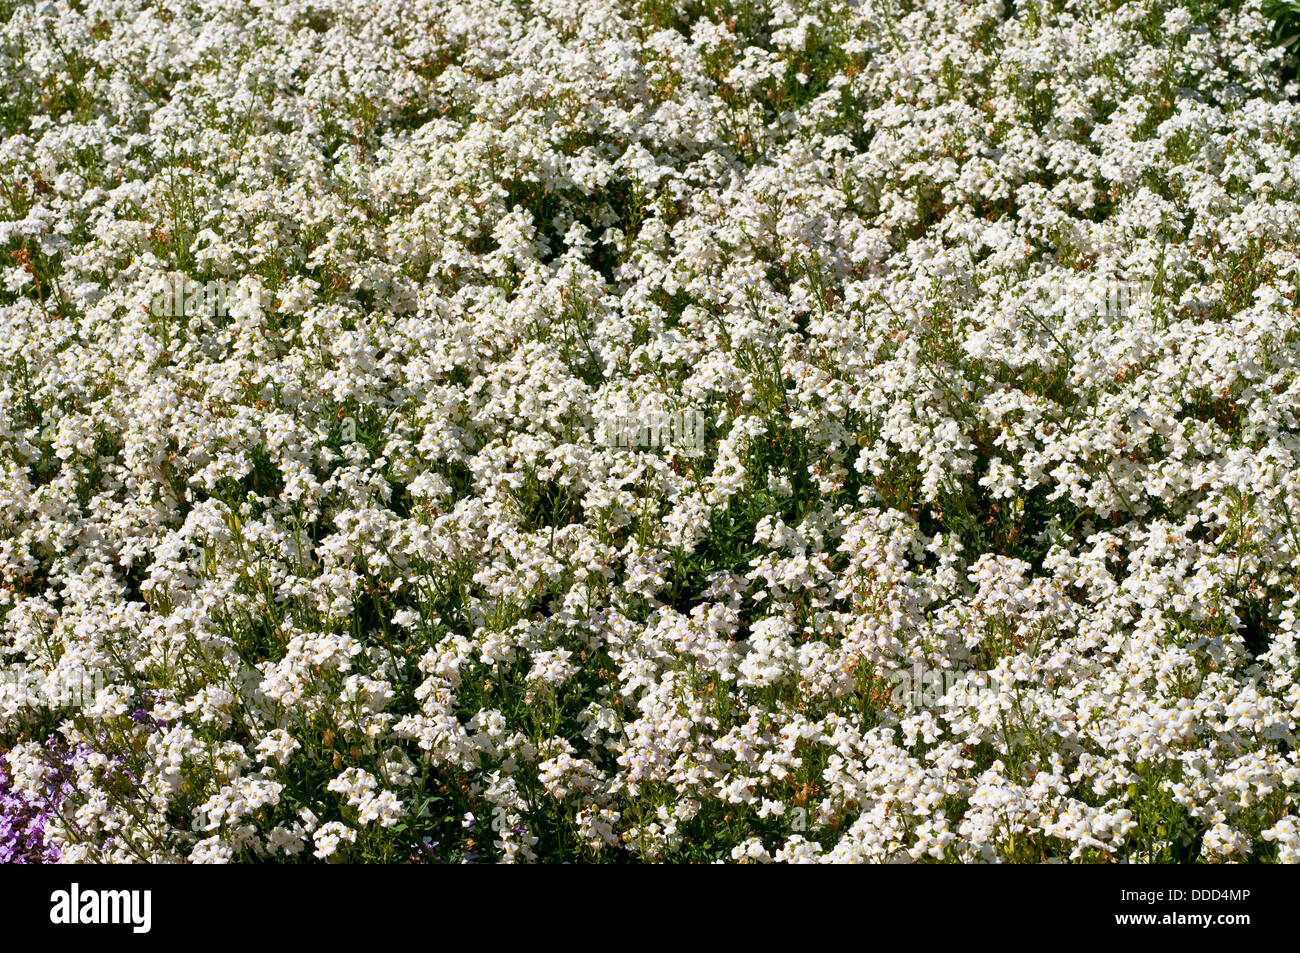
[0,737,87,864]
[0,764,59,863]
[419,836,442,862]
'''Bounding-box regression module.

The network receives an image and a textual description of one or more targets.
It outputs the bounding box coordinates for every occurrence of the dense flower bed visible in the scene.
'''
[3,0,1300,862]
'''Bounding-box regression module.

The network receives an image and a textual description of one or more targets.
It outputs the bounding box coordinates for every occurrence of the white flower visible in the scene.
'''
[312,822,357,860]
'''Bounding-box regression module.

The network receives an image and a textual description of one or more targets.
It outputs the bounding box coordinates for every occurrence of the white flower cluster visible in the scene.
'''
[2,0,1300,863]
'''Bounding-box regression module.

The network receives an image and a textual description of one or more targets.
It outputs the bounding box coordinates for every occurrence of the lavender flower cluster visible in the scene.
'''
[0,739,80,864]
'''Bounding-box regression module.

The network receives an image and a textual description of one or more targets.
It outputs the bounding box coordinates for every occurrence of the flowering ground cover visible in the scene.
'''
[2,0,1300,864]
